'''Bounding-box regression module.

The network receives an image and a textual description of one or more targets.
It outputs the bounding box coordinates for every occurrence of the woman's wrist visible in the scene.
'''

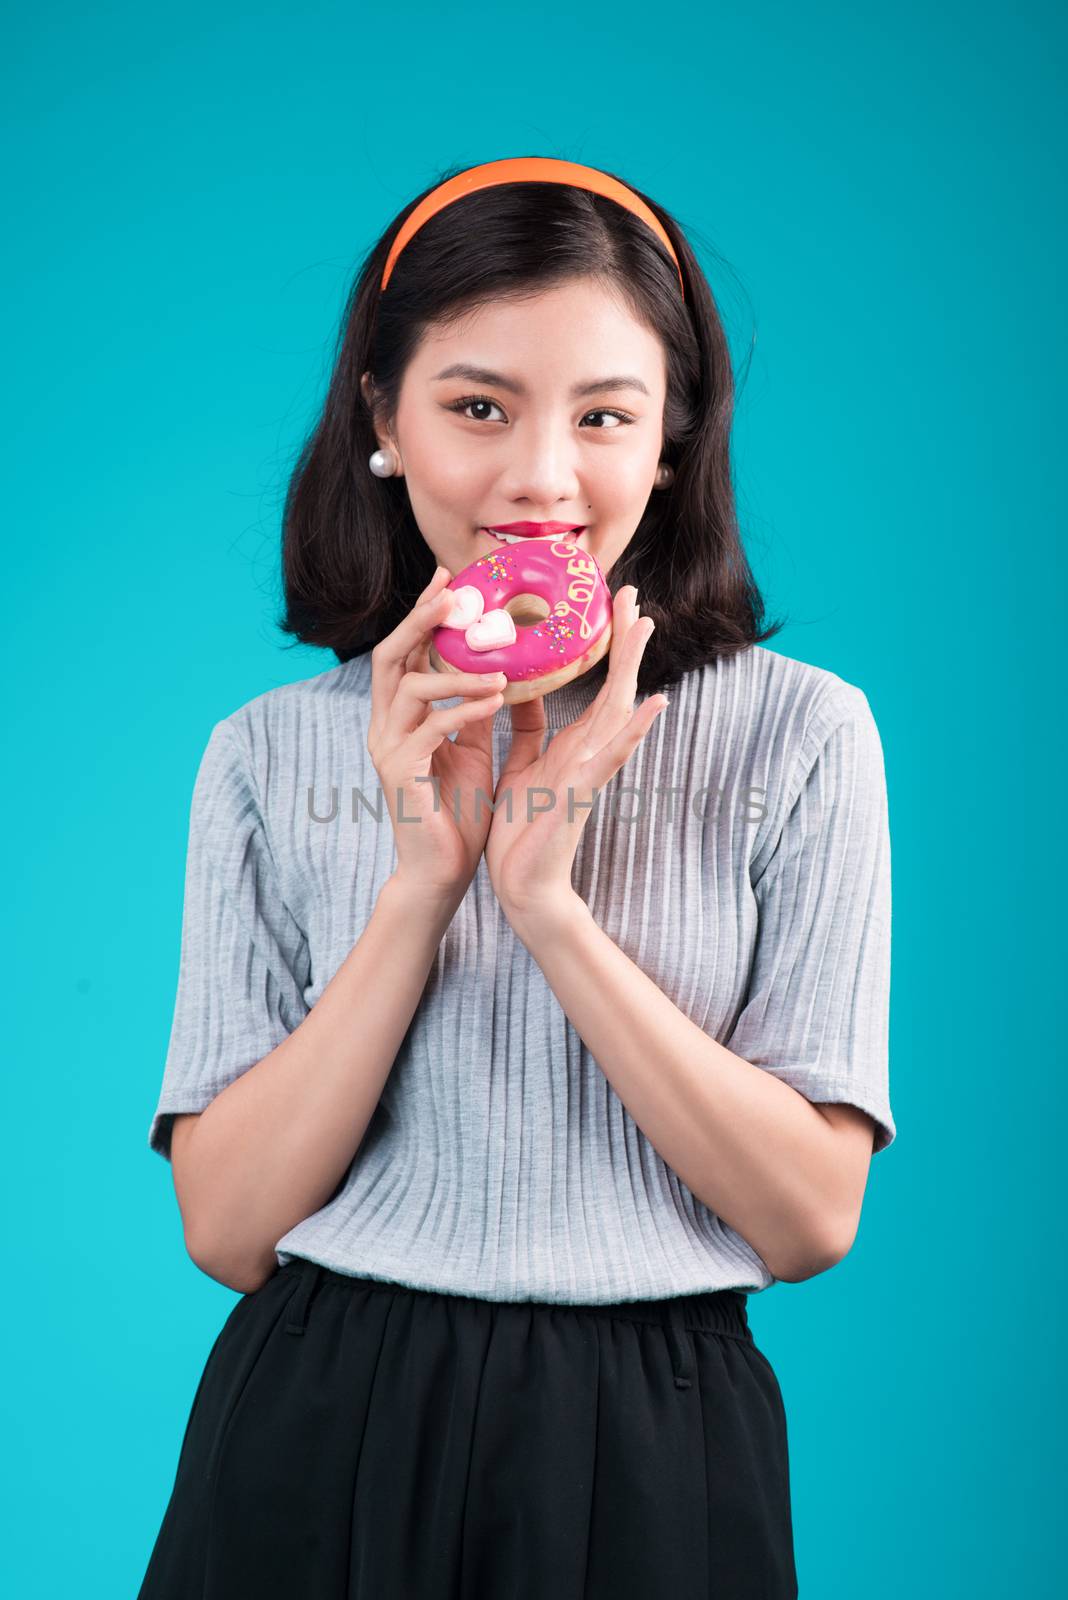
[501,887,591,946]
[383,869,470,928]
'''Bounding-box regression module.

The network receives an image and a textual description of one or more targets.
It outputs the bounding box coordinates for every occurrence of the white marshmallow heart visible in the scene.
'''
[465,608,517,651]
[438,585,484,629]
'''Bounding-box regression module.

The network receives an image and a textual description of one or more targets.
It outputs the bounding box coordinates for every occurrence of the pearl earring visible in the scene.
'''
[655,461,675,489]
[369,446,399,478]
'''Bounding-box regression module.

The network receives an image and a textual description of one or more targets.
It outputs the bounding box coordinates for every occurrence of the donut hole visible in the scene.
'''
[504,593,551,628]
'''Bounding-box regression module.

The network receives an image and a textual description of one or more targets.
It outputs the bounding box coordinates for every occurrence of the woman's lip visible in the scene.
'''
[479,526,587,546]
[489,522,584,535]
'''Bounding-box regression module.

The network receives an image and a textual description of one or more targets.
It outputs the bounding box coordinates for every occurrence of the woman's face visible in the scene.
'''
[362,277,668,582]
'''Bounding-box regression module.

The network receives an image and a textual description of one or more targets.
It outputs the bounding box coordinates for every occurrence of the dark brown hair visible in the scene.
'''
[277,158,785,697]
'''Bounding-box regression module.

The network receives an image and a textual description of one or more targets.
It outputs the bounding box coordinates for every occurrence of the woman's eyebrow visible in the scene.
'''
[431,363,650,399]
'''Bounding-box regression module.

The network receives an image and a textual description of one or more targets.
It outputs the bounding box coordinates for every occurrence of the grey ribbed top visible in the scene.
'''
[148,644,895,1302]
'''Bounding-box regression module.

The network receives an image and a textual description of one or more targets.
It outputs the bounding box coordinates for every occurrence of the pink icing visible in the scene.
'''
[432,538,613,682]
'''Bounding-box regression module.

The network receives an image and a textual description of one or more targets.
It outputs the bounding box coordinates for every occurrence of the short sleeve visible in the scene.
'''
[726,686,896,1153]
[148,718,312,1161]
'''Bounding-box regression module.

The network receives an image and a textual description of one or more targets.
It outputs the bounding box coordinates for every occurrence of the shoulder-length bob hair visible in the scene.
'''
[278,159,784,698]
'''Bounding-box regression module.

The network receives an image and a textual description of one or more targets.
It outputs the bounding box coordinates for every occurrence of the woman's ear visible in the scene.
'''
[360,371,395,455]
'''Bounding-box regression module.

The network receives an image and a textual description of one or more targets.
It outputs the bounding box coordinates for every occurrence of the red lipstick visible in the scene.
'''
[487,521,585,536]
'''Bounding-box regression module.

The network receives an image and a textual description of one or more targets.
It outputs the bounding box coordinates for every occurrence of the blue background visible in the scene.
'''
[3,1,1063,1593]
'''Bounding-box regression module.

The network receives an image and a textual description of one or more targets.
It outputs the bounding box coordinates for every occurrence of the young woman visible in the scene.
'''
[138,156,895,1600]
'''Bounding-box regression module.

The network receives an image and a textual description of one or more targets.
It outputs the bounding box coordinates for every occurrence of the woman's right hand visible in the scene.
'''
[367,566,507,904]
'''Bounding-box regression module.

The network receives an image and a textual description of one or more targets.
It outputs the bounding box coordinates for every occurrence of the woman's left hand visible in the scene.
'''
[484,584,668,923]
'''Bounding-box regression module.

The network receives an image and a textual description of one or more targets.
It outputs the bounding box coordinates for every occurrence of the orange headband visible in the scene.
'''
[379,156,685,301]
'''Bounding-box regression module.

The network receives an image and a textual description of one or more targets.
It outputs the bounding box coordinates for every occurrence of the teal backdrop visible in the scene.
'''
[3,1,1063,1594]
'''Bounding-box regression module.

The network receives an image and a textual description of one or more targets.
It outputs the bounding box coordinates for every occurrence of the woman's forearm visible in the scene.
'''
[183,872,461,1293]
[504,892,849,1283]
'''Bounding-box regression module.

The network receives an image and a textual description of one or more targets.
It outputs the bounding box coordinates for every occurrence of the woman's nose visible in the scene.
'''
[498,427,581,503]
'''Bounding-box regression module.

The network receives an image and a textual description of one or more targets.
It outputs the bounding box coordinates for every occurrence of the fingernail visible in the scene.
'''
[480,672,505,682]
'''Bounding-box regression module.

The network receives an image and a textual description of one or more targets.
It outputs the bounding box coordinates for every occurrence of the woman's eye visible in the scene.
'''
[447,396,632,429]
[582,409,630,429]
[450,397,506,423]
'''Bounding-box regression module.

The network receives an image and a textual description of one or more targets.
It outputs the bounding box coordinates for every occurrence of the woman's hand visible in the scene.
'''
[367,567,507,904]
[483,584,668,922]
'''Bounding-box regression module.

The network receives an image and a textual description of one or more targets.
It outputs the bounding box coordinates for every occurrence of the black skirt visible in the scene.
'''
[137,1255,797,1598]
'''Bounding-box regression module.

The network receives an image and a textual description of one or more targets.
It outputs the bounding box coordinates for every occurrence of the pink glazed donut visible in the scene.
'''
[428,537,614,705]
